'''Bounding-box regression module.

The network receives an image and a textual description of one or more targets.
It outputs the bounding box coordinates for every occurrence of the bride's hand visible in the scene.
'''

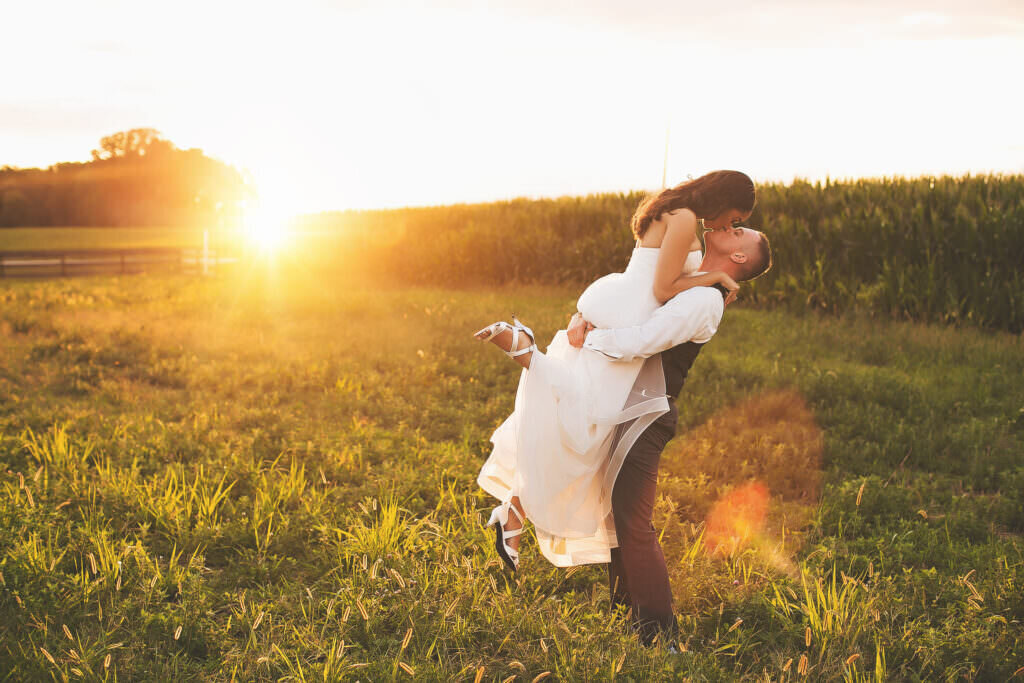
[567,313,593,348]
[717,272,740,306]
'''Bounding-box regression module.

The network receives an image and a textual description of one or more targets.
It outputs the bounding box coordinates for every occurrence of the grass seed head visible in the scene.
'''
[63,623,73,640]
[798,654,808,675]
[174,625,182,640]
[40,647,55,664]
[531,673,551,682]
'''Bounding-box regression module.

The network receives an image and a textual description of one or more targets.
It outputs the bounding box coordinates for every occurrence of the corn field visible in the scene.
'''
[309,174,1024,332]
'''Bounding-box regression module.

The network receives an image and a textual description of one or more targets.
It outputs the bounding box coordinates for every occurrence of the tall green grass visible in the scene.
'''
[1,265,1022,679]
[296,174,1024,332]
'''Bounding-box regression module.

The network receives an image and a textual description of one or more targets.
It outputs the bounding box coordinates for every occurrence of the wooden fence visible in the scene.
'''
[0,247,240,278]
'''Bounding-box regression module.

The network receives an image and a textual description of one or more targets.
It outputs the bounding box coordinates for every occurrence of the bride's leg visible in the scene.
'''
[474,327,534,369]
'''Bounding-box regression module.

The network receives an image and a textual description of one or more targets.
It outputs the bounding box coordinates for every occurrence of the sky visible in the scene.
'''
[2,0,1023,213]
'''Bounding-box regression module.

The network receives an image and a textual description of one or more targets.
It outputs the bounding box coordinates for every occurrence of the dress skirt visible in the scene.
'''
[476,247,700,566]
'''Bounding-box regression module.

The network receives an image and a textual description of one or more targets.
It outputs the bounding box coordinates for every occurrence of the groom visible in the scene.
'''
[567,226,772,645]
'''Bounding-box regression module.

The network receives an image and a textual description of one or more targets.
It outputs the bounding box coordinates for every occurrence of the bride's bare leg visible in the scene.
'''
[473,327,534,369]
[505,496,526,552]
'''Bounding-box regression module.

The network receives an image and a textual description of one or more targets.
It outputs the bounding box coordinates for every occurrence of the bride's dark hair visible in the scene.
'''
[631,170,756,239]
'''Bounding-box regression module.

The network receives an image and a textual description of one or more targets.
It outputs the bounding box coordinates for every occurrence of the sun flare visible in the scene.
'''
[243,206,291,251]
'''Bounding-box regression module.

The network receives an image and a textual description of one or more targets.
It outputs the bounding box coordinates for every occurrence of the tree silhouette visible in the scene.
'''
[1,129,252,227]
[90,128,176,161]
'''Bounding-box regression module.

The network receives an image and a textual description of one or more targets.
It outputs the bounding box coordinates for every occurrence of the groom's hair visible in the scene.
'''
[737,231,772,282]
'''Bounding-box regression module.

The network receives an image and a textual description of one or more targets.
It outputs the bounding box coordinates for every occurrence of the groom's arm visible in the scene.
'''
[581,287,724,361]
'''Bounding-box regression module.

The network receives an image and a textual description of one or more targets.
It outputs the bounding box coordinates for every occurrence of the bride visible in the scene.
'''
[474,170,756,571]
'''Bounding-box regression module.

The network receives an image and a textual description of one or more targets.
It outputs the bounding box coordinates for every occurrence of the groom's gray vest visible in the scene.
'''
[663,340,705,400]
[662,284,728,401]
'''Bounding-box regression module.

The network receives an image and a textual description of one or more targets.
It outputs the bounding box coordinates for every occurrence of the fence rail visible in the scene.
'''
[0,247,240,278]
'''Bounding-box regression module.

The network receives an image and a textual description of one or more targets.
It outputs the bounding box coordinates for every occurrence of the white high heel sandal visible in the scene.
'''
[473,317,537,360]
[487,500,524,572]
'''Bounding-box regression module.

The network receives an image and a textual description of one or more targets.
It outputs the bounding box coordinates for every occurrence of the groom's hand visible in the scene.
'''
[567,313,594,348]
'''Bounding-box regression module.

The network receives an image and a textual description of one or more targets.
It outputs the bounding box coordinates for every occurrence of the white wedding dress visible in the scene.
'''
[477,247,704,566]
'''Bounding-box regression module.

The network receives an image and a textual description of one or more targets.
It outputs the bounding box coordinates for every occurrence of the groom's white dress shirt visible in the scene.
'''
[582,286,725,361]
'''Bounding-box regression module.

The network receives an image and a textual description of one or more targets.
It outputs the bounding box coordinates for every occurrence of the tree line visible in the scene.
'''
[0,128,251,228]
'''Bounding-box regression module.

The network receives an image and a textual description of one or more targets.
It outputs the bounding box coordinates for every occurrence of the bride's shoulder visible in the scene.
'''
[663,207,698,226]
[641,209,698,249]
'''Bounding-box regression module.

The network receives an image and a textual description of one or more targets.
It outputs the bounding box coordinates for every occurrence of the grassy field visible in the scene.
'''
[1,262,1023,680]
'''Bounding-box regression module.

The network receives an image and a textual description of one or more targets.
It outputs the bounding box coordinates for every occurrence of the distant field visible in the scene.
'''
[0,265,1021,679]
[0,227,236,251]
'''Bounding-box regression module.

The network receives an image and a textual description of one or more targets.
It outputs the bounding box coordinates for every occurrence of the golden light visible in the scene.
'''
[243,204,292,252]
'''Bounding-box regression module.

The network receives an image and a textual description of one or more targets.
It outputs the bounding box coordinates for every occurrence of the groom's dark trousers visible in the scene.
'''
[608,338,705,644]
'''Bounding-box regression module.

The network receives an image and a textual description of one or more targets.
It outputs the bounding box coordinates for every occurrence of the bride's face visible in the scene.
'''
[703,208,752,231]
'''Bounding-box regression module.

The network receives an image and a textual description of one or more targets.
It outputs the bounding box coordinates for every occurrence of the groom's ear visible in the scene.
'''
[729,252,748,264]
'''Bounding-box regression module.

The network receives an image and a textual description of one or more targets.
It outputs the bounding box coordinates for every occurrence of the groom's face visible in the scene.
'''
[705,226,762,258]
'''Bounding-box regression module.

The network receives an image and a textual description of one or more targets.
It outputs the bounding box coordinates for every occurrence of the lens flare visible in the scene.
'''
[658,389,824,603]
[704,481,770,555]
